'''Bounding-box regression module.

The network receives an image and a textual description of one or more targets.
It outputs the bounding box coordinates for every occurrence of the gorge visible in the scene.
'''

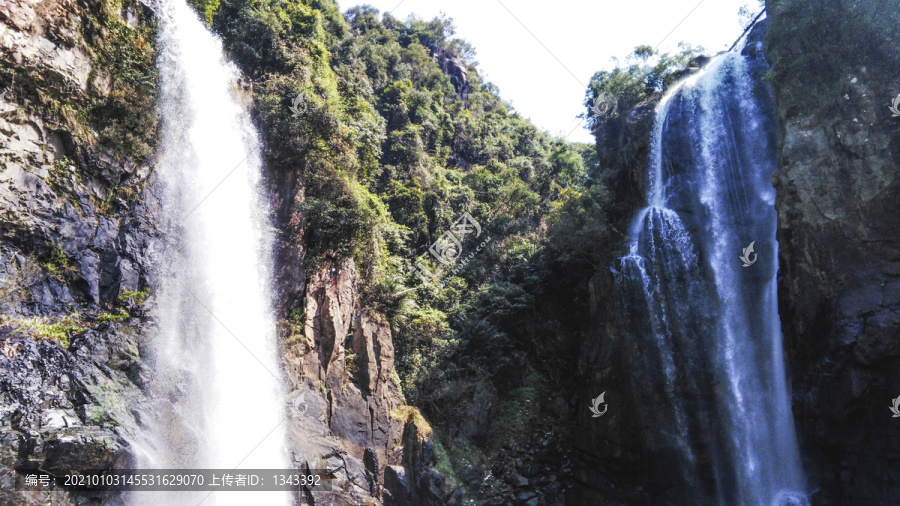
[614,39,805,505]
[0,0,898,505]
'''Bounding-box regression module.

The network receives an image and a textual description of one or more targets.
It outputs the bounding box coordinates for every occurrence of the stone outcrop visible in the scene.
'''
[0,0,158,503]
[0,97,156,310]
[766,0,900,502]
[0,319,155,504]
[279,256,453,504]
[382,421,461,506]
[430,47,469,106]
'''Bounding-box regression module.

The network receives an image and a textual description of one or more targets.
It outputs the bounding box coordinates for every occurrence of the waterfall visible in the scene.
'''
[138,0,289,504]
[615,36,807,505]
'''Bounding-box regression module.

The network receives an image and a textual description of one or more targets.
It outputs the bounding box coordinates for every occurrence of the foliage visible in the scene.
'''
[89,6,158,161]
[390,405,433,436]
[1,314,90,349]
[98,310,129,323]
[489,372,547,449]
[344,352,358,375]
[546,184,616,269]
[190,0,220,24]
[117,289,149,305]
[211,2,629,495]
[0,0,158,162]
[583,43,705,131]
[431,439,460,487]
[42,242,76,278]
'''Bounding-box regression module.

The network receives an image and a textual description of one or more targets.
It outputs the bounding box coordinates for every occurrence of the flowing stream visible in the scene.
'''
[614,37,807,505]
[139,0,289,503]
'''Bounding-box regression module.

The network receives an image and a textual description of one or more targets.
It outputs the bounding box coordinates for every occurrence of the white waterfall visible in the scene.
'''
[615,43,807,505]
[140,0,289,503]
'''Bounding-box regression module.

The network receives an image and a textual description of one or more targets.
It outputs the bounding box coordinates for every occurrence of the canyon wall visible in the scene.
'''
[766,0,900,502]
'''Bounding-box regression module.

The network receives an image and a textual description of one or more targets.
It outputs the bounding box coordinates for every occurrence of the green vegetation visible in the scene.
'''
[0,314,90,349]
[190,0,220,25]
[0,0,159,161]
[98,310,129,323]
[1,303,131,350]
[42,242,76,278]
[203,0,712,496]
[432,439,460,488]
[488,372,548,449]
[584,43,704,132]
[118,289,149,305]
[390,405,433,437]
[85,0,159,162]
[344,352,359,375]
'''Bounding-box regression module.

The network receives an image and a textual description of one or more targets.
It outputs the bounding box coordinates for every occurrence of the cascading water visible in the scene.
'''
[614,30,807,505]
[138,0,289,503]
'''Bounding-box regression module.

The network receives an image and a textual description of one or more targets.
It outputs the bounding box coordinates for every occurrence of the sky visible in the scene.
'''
[342,0,763,143]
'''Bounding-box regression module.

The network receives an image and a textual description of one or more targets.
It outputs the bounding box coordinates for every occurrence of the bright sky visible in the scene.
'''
[342,0,762,143]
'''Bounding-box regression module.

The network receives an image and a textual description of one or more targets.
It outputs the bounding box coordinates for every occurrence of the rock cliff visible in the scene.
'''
[0,0,159,503]
[0,0,447,503]
[766,0,900,502]
[573,3,900,504]
[271,171,457,504]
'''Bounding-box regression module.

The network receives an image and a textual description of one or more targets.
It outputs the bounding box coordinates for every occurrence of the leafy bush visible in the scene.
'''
[42,242,75,278]
[584,43,705,130]
[210,4,621,494]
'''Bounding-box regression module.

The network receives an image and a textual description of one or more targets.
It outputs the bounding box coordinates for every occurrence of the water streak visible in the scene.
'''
[616,39,806,505]
[138,1,289,503]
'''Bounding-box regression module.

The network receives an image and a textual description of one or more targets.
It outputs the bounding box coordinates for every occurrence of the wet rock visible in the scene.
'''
[767,0,900,502]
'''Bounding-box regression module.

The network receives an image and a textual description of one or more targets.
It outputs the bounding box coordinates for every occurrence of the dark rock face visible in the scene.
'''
[435,50,470,106]
[766,0,900,503]
[569,43,672,506]
[0,316,156,505]
[0,0,159,503]
[0,0,159,313]
[382,421,460,506]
